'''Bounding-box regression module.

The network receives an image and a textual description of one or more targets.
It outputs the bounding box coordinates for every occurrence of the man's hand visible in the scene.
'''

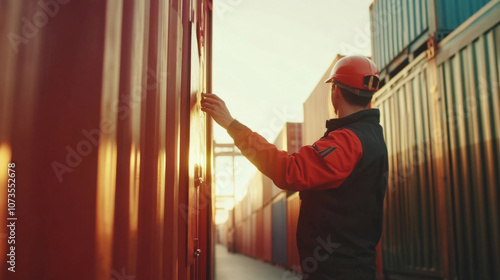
[201,93,235,129]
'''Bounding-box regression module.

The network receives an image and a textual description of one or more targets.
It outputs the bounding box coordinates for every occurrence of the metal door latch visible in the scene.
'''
[195,164,203,187]
[194,249,201,258]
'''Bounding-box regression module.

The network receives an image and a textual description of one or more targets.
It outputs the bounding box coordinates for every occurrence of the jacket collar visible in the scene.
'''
[323,109,380,137]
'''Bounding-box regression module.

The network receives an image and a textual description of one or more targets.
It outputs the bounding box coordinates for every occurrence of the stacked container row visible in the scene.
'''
[271,123,303,198]
[219,123,303,272]
[370,0,492,81]
[286,193,301,270]
[372,2,500,279]
[302,55,342,145]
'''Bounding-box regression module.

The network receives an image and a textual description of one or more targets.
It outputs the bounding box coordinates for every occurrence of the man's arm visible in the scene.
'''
[201,93,362,191]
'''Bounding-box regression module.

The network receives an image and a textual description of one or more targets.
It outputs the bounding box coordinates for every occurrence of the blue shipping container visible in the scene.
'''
[272,194,288,266]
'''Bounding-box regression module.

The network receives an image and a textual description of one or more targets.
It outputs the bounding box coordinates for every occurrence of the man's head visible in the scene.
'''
[325,56,379,116]
[330,82,373,113]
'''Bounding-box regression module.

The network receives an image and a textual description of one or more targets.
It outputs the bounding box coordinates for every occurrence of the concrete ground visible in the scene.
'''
[215,244,301,280]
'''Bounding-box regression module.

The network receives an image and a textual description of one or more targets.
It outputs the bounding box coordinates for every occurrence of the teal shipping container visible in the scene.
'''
[271,193,288,266]
[370,0,491,82]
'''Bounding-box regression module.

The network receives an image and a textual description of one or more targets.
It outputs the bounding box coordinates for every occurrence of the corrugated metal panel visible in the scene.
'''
[0,0,213,279]
[286,123,302,197]
[286,123,303,154]
[249,172,263,212]
[251,213,257,258]
[272,126,287,197]
[302,56,340,145]
[370,0,429,72]
[438,22,500,280]
[286,193,301,271]
[226,209,234,229]
[243,219,249,255]
[263,203,273,262]
[271,122,304,198]
[370,0,491,74]
[234,200,242,224]
[227,227,235,253]
[372,3,500,278]
[373,53,444,278]
[256,208,264,260]
[246,193,252,219]
[242,194,251,221]
[235,223,243,254]
[435,0,491,33]
[262,174,274,206]
[272,193,288,266]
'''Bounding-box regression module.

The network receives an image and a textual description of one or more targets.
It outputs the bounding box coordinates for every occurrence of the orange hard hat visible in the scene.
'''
[325,55,380,97]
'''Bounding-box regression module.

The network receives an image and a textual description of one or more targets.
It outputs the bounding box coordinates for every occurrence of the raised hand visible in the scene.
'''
[200,93,235,129]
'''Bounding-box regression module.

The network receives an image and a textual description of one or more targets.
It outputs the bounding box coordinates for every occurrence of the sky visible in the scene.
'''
[212,0,374,223]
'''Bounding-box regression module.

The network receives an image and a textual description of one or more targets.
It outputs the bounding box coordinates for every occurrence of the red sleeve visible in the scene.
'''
[227,120,363,191]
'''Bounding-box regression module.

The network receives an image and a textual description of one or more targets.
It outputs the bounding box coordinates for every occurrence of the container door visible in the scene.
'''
[186,22,208,279]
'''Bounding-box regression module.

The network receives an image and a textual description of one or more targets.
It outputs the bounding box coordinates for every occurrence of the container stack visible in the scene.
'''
[302,55,342,145]
[370,0,493,85]
[370,0,500,279]
[219,123,303,271]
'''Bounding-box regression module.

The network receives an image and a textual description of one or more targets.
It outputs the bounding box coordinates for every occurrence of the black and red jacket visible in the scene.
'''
[227,109,388,278]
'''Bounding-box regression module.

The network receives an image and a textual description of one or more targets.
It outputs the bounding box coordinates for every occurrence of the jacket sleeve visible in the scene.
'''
[227,120,363,191]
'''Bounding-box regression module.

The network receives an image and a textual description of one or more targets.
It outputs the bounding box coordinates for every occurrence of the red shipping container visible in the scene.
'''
[272,128,286,198]
[248,172,264,213]
[251,213,257,258]
[245,194,252,220]
[286,123,302,153]
[242,220,247,255]
[236,224,243,254]
[287,192,301,271]
[235,200,242,225]
[256,209,264,260]
[262,175,274,206]
[247,219,251,256]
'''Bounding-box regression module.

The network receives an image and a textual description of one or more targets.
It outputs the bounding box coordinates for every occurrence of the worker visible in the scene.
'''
[201,55,388,280]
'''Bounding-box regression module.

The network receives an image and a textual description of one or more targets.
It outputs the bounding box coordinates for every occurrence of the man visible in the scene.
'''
[202,55,388,280]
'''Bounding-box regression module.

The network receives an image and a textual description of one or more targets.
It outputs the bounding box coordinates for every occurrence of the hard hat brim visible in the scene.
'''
[334,80,377,97]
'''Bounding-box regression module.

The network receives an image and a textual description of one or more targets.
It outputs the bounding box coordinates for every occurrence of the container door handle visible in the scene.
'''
[195,164,203,187]
[194,248,201,258]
